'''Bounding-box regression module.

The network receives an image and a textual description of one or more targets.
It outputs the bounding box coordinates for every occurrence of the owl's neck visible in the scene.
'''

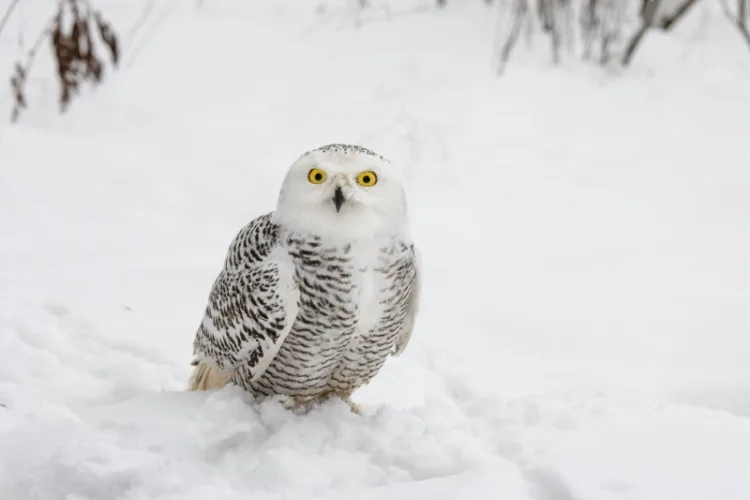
[271,208,410,245]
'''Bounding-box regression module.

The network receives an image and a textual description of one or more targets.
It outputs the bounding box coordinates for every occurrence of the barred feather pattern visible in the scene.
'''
[193,212,418,400]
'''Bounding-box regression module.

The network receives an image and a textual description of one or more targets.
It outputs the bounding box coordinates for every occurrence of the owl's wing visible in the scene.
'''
[392,245,422,356]
[191,258,299,382]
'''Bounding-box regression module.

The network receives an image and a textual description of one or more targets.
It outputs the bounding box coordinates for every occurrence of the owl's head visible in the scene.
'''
[272,144,410,241]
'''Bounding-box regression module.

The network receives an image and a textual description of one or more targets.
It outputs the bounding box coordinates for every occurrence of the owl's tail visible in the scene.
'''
[187,360,232,391]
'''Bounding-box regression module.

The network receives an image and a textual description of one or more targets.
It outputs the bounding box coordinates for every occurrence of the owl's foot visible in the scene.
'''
[347,400,363,415]
[283,392,362,416]
[270,394,321,415]
[321,391,363,415]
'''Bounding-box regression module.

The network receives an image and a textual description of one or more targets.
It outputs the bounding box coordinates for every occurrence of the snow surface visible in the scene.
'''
[1,1,750,499]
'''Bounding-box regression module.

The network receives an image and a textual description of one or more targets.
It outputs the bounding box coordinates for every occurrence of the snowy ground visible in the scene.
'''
[1,0,750,499]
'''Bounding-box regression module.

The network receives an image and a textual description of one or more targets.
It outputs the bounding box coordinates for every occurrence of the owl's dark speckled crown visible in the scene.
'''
[304,143,390,163]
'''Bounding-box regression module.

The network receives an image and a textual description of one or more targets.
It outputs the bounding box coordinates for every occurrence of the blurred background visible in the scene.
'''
[1,0,749,411]
[0,1,749,499]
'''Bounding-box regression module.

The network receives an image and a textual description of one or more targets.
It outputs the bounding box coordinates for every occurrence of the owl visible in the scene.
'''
[187,144,421,414]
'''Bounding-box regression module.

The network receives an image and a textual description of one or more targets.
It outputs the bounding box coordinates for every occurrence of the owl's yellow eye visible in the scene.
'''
[356,170,377,187]
[307,168,327,184]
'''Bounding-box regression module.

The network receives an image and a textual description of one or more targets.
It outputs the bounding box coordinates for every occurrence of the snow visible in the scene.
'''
[1,0,750,499]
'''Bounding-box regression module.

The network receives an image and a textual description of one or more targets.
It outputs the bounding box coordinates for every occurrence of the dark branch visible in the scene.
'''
[658,0,703,31]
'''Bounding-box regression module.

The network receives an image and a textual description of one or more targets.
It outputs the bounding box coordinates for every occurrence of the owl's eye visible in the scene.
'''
[356,170,377,187]
[307,168,327,184]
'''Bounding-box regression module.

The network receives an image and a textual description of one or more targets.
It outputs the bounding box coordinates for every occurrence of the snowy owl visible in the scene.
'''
[187,144,421,413]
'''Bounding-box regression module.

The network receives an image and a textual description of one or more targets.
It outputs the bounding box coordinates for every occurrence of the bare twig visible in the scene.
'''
[622,0,661,66]
[0,0,23,38]
[658,0,703,30]
[537,0,562,64]
[497,0,528,74]
[720,0,750,51]
[123,0,178,68]
[126,0,156,40]
[9,0,120,122]
[578,0,624,65]
[10,20,53,122]
[580,0,598,60]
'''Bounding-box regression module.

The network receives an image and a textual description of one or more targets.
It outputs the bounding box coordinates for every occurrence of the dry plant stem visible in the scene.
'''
[127,0,156,40]
[10,22,53,122]
[9,0,119,122]
[658,0,703,30]
[498,0,528,74]
[580,0,598,60]
[537,0,561,63]
[720,0,750,51]
[0,0,23,38]
[622,0,661,66]
[123,0,178,68]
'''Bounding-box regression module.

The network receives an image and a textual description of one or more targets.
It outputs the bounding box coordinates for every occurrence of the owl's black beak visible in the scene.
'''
[333,187,346,213]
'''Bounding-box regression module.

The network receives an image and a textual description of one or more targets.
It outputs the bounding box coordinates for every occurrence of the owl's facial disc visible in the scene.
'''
[274,144,410,240]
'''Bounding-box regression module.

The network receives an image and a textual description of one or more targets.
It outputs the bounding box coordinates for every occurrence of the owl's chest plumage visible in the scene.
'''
[235,232,415,398]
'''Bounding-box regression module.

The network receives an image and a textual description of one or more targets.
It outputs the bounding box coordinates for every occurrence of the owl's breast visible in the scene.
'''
[243,234,413,398]
[353,264,383,337]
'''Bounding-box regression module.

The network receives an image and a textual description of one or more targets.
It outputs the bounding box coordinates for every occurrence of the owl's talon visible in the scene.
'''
[348,401,363,415]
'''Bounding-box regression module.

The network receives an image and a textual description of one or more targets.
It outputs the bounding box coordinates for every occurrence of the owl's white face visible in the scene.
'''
[272,144,410,242]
